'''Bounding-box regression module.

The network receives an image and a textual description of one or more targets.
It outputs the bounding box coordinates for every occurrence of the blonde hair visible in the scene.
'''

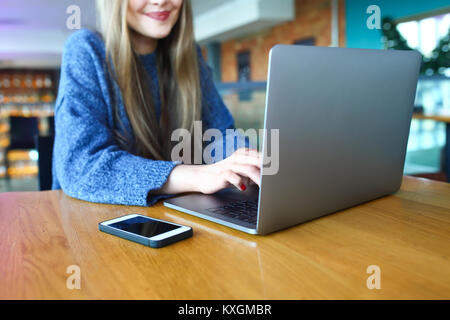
[96,0,202,160]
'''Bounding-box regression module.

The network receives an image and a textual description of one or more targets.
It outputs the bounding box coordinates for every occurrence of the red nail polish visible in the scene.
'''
[240,184,246,191]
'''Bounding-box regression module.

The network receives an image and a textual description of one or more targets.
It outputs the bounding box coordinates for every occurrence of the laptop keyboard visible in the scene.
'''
[207,199,258,224]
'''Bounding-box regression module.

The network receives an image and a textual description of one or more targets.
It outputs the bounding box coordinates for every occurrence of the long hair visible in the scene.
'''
[96,0,202,160]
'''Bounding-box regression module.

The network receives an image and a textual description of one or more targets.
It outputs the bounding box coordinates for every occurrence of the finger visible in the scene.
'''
[235,148,261,159]
[228,164,261,187]
[240,177,251,189]
[230,154,262,169]
[222,170,246,191]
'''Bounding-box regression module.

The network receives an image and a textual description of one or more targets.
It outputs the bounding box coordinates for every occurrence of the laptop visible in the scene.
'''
[164,44,422,235]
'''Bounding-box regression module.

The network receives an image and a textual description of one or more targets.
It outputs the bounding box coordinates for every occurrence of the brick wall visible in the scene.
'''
[219,0,346,82]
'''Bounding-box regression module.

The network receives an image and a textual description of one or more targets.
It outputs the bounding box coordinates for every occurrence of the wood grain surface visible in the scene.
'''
[413,111,450,123]
[0,176,449,299]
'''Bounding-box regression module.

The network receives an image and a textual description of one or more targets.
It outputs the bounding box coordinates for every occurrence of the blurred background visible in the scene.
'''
[0,0,449,192]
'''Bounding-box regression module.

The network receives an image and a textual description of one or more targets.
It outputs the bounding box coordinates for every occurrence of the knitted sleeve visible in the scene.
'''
[52,30,179,206]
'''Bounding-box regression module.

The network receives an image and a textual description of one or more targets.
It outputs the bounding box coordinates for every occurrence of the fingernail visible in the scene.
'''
[240,184,246,191]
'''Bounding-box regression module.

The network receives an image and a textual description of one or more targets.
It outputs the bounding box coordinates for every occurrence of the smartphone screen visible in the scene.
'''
[109,216,179,238]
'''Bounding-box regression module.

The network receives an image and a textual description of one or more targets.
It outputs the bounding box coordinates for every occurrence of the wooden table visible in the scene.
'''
[413,111,450,123]
[1,176,449,299]
[413,111,450,181]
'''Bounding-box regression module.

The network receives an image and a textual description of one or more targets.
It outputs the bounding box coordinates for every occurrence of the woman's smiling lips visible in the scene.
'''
[145,11,171,21]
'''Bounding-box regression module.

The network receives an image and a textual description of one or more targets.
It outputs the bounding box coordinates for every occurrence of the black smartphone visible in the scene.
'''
[99,214,193,248]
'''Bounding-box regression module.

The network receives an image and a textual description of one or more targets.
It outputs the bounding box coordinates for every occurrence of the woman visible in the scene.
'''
[52,0,261,207]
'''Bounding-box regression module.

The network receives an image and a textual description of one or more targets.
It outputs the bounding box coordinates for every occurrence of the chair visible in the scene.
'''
[4,116,39,181]
[35,134,54,191]
[4,116,56,190]
[8,116,39,149]
[36,116,55,190]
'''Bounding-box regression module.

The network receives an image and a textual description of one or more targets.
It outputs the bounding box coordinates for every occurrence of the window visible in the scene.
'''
[236,51,251,101]
[397,13,450,76]
[237,51,251,82]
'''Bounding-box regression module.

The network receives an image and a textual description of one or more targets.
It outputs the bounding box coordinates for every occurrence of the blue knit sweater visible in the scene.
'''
[52,29,238,207]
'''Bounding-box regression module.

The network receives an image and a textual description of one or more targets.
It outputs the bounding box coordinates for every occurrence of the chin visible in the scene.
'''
[147,31,172,39]
[140,25,173,40]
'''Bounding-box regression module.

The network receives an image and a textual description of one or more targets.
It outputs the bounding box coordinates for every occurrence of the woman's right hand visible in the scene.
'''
[159,148,262,195]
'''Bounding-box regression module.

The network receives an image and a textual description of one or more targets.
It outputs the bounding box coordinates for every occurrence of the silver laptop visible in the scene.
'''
[164,44,422,235]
